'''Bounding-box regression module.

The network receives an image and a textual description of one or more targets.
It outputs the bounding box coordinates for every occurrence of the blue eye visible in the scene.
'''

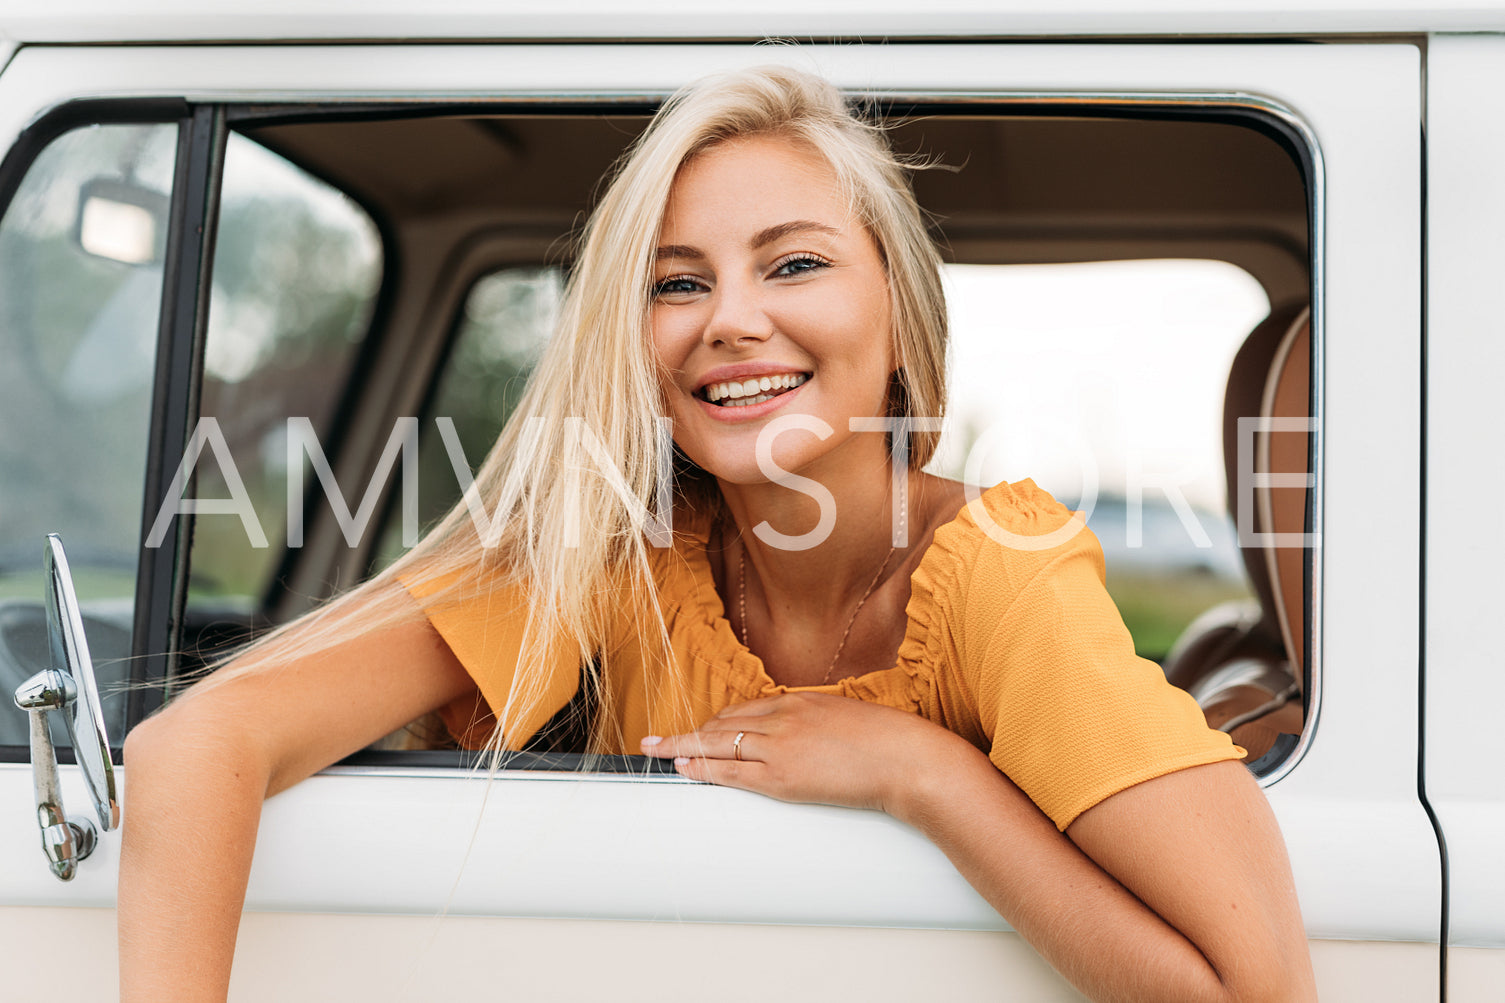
[774,254,830,277]
[653,275,704,297]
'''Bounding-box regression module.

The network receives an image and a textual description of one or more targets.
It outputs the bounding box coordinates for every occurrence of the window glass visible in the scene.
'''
[930,259,1269,658]
[0,122,178,745]
[186,133,382,610]
[370,266,562,571]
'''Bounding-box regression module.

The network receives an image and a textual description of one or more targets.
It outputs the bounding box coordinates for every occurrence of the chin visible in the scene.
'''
[679,446,768,487]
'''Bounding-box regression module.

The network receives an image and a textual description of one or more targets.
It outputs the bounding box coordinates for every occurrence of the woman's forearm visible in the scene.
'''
[888,738,1309,1003]
[116,615,476,1001]
[643,692,1313,1002]
[118,715,269,1002]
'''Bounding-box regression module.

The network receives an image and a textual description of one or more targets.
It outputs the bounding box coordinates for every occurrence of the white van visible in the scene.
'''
[0,4,1499,999]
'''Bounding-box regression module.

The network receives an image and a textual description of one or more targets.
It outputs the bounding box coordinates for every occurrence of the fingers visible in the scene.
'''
[672,753,768,792]
[639,728,774,793]
[638,693,842,794]
[638,692,834,765]
[640,726,756,763]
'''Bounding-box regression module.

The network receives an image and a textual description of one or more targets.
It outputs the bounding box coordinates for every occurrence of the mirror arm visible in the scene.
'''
[12,535,120,880]
[15,668,99,882]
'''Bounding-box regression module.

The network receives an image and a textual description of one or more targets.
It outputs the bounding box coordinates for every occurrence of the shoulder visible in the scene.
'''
[927,479,1102,603]
[904,479,1105,668]
[951,479,1082,541]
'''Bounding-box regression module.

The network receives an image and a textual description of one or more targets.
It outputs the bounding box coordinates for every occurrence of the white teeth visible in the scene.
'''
[702,372,808,403]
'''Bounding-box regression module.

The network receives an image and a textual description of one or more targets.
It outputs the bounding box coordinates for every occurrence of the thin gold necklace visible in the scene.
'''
[737,539,898,686]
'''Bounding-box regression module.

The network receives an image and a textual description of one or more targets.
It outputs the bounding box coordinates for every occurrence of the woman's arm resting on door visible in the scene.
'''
[646,693,1315,1003]
[118,593,475,1003]
[918,746,1316,1003]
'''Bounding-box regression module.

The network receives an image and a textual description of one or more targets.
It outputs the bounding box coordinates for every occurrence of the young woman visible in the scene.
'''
[119,66,1317,1001]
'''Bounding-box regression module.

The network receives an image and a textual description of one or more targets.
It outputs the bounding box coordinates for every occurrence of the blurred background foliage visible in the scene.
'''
[188,133,382,604]
[0,123,176,602]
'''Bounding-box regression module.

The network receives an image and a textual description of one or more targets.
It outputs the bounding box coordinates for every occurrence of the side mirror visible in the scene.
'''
[11,535,120,880]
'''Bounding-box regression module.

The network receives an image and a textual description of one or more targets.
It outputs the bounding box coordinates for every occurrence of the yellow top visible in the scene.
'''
[409,480,1243,830]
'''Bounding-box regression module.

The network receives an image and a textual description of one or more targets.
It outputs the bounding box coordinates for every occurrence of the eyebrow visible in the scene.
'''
[750,219,841,249]
[654,219,841,261]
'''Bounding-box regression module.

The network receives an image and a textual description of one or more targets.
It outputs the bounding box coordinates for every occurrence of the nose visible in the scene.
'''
[701,276,773,349]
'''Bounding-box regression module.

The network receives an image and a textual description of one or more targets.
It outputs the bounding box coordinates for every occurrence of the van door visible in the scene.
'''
[0,40,1435,1000]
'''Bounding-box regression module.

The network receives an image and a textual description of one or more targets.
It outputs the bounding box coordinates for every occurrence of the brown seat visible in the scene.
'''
[1162,303,1312,762]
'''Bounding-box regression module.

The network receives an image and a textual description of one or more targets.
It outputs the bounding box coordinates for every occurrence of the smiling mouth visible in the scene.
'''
[697,372,810,408]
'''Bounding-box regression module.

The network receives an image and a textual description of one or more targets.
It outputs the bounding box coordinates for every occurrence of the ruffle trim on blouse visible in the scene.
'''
[640,480,1077,719]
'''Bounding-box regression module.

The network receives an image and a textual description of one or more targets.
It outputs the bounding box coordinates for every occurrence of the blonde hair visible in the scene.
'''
[205,65,949,755]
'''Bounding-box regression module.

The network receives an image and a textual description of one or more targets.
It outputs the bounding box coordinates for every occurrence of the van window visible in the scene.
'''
[167,107,1313,768]
[370,265,562,571]
[184,132,382,620]
[932,259,1270,658]
[0,121,178,749]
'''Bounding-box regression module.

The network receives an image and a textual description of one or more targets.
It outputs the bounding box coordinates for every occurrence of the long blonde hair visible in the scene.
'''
[208,65,949,755]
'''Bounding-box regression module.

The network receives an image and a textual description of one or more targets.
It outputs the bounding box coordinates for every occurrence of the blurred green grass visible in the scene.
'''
[1106,569,1252,662]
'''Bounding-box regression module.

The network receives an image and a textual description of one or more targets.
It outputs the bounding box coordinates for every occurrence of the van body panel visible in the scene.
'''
[0,907,1446,1001]
[0,2,1504,43]
[1424,32,1505,958]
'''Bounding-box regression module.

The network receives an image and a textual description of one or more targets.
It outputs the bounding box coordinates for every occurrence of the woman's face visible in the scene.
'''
[652,134,894,486]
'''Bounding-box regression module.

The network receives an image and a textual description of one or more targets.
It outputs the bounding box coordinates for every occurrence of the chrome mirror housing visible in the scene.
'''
[11,535,120,880]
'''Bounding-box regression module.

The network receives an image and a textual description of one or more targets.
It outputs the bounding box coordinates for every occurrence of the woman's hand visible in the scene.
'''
[638,691,979,816]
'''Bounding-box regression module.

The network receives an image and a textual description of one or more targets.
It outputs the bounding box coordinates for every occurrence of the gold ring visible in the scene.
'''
[732,731,746,761]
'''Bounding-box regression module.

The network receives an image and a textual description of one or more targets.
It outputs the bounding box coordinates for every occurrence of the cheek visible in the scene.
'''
[649,310,678,370]
[806,275,892,371]
[650,314,697,416]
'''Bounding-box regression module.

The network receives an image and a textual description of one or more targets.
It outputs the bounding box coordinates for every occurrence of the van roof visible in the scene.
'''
[2,0,1502,44]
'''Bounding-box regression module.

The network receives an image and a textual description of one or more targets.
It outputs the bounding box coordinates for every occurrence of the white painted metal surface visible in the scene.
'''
[0,36,1443,995]
[0,908,1445,1002]
[1424,33,1505,967]
[0,768,1001,925]
[0,35,1432,939]
[0,1,1502,43]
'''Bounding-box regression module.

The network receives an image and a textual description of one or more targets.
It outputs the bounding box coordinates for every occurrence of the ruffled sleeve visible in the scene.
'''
[400,567,581,749]
[910,481,1244,831]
